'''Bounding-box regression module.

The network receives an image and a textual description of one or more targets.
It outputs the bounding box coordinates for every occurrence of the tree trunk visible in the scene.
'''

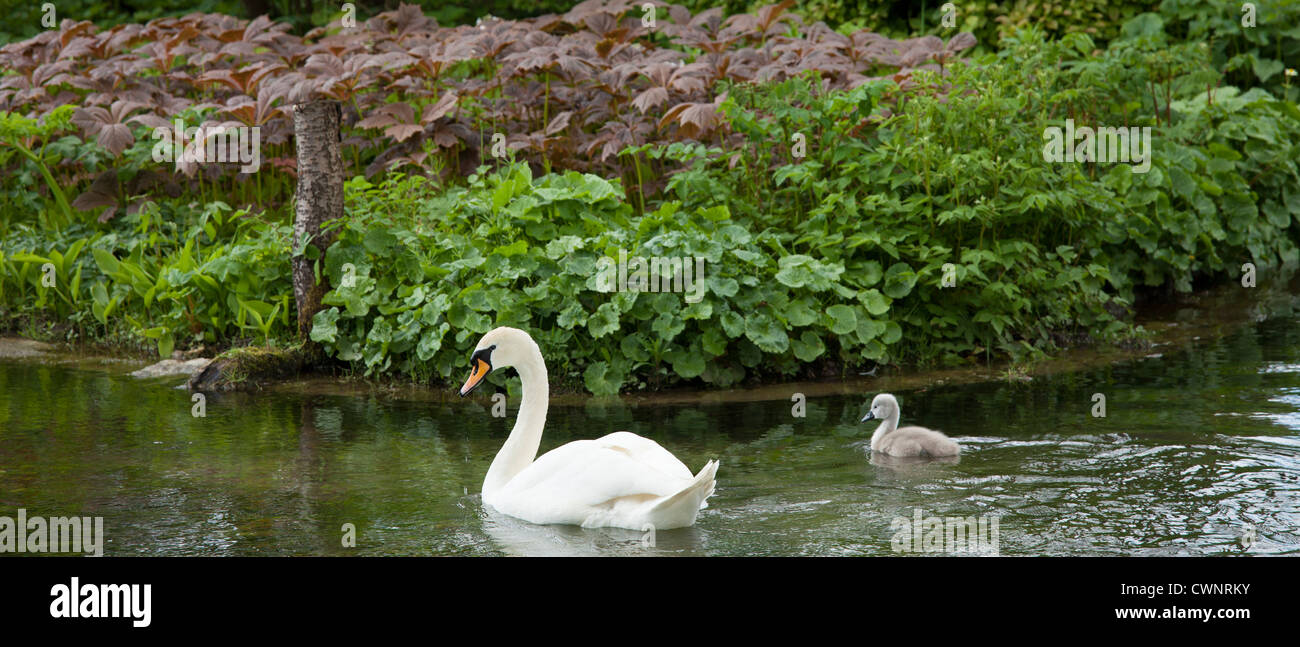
[292,100,344,351]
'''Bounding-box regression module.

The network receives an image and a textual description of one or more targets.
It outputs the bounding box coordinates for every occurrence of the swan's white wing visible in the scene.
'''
[493,432,698,526]
[591,431,694,480]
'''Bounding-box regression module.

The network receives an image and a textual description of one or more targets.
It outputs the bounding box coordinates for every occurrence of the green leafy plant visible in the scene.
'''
[0,106,80,228]
[1160,0,1300,102]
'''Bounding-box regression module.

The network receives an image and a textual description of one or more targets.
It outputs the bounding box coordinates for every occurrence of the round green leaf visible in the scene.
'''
[825,304,857,335]
[883,262,917,299]
[791,330,825,362]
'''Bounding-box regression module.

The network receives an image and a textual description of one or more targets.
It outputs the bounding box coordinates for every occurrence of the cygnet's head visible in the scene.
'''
[458,327,538,396]
[860,393,899,423]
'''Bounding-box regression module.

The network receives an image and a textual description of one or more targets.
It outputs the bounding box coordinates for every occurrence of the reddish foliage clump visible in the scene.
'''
[0,1,976,217]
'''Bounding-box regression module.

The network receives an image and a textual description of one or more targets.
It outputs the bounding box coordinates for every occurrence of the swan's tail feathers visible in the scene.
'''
[694,459,718,510]
[647,460,719,530]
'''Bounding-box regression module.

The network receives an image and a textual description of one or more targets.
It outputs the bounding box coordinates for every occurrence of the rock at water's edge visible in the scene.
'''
[186,346,305,392]
[130,358,212,379]
[0,337,55,359]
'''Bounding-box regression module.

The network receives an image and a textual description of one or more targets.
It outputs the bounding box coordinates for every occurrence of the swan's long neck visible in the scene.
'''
[870,409,899,450]
[482,341,548,502]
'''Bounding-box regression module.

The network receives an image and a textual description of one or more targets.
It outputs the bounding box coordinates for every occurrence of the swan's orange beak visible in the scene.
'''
[459,358,491,397]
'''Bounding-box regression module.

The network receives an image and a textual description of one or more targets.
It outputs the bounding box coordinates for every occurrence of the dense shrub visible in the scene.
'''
[0,0,241,44]
[1,201,294,355]
[678,0,1162,46]
[703,18,1300,293]
[1160,0,1300,103]
[1,6,1296,394]
[0,1,976,228]
[0,0,586,43]
[299,29,1296,392]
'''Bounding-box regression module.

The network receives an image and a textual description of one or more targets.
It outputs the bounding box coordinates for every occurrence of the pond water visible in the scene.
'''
[2,290,1299,556]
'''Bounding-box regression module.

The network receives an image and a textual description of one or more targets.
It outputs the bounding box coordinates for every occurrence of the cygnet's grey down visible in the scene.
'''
[861,393,960,457]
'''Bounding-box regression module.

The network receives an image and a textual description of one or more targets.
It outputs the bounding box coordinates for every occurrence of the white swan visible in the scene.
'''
[458,327,719,530]
[861,393,960,457]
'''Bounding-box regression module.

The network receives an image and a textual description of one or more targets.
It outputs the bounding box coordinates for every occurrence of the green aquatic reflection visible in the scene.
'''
[1,312,1298,556]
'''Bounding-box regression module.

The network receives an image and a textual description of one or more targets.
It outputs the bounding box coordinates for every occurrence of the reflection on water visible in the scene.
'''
[1,299,1298,556]
[481,506,709,557]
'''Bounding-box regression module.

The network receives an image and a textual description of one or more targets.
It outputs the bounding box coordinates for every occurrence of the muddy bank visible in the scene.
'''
[2,269,1296,406]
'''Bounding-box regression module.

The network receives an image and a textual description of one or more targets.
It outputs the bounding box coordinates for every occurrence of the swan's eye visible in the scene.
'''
[459,346,496,396]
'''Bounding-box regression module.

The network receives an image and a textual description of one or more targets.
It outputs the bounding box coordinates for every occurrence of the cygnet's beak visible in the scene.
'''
[861,411,876,423]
